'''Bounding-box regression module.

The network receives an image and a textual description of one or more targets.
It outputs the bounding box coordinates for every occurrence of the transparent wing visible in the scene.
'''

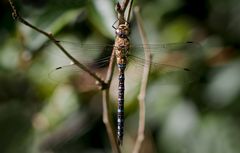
[126,42,202,85]
[46,40,113,85]
[127,55,196,85]
[49,40,201,85]
[58,40,201,64]
[58,40,114,68]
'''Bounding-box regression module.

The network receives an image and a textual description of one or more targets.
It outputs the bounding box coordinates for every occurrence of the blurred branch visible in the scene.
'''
[115,0,133,24]
[132,6,152,153]
[102,89,121,153]
[102,49,119,153]
[126,0,134,22]
[8,0,107,89]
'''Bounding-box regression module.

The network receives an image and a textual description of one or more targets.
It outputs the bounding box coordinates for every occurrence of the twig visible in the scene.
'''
[102,49,120,153]
[132,6,152,153]
[8,0,107,89]
[115,1,126,24]
[115,0,134,25]
[102,89,121,153]
[121,0,130,12]
[126,0,134,22]
[105,48,116,84]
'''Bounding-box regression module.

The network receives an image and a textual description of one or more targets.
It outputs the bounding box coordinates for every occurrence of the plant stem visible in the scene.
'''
[132,6,152,153]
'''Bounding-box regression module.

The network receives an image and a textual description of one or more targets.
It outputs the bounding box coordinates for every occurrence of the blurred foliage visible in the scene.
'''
[0,0,240,153]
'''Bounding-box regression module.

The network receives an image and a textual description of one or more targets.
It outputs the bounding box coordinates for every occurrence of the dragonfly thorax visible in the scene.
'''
[115,24,130,38]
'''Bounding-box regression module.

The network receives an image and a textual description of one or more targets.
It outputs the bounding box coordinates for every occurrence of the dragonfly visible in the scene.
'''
[51,34,199,145]
[49,23,200,146]
[113,22,130,145]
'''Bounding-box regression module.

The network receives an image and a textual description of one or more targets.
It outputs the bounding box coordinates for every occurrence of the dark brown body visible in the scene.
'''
[113,23,130,145]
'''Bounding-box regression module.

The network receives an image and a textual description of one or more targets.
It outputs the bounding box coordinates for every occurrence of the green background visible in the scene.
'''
[0,0,240,153]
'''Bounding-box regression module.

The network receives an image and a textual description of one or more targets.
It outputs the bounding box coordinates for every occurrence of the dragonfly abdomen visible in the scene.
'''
[117,63,126,145]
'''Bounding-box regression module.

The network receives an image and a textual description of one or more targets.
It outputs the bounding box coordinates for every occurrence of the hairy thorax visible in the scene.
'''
[114,36,130,65]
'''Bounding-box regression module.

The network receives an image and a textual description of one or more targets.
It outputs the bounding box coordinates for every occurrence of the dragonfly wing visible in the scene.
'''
[127,42,202,85]
[58,40,114,67]
[46,41,115,86]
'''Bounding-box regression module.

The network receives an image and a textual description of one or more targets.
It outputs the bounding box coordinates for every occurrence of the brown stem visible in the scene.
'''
[132,6,152,153]
[126,0,134,22]
[102,89,121,153]
[101,47,119,153]
[105,49,116,84]
[121,0,130,12]
[116,0,133,25]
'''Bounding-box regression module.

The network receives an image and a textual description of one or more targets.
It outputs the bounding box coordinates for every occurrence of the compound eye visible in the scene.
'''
[115,29,121,35]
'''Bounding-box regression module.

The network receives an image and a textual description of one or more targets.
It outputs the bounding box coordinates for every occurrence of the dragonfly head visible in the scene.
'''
[115,24,130,38]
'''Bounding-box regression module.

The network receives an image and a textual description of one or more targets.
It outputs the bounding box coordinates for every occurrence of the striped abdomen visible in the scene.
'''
[117,63,126,145]
[114,23,130,145]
